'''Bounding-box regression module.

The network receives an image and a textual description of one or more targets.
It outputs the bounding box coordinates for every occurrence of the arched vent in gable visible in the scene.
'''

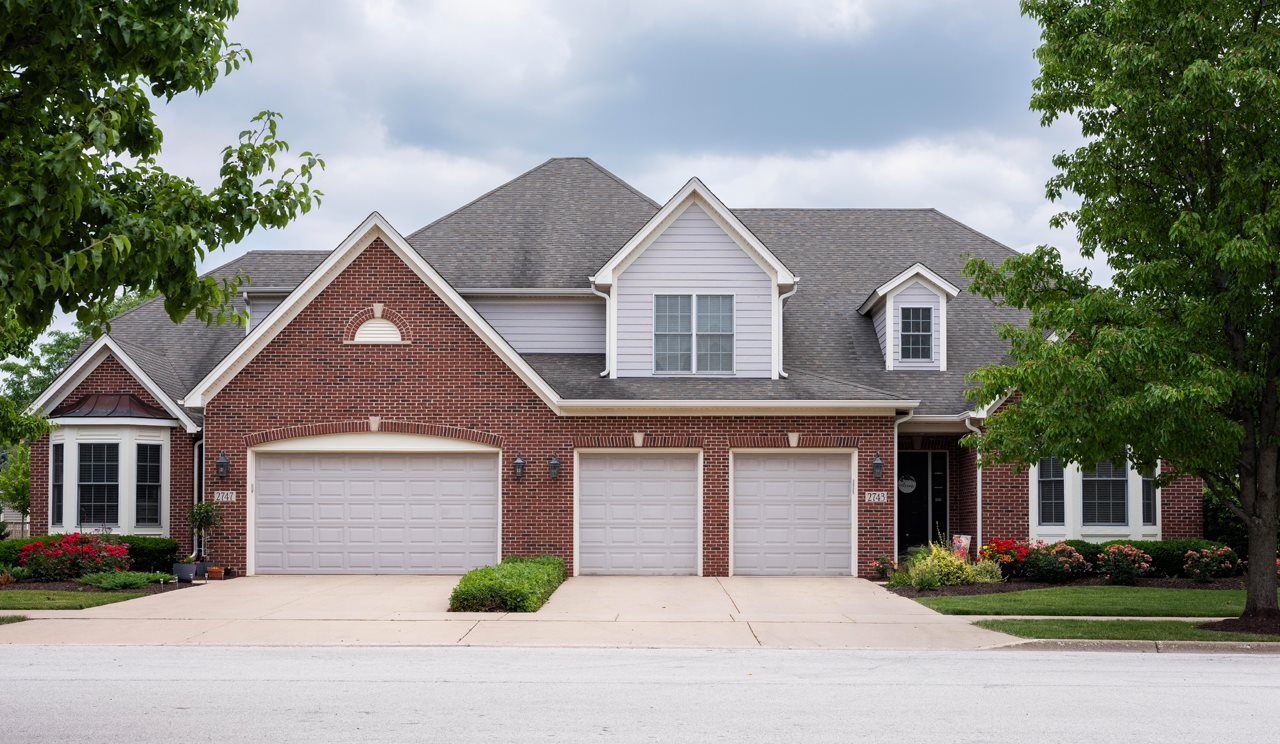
[352,317,403,344]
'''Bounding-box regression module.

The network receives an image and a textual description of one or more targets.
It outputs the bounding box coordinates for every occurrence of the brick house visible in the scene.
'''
[25,158,1202,576]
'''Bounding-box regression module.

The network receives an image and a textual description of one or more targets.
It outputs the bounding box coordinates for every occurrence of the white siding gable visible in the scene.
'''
[471,298,605,354]
[872,304,888,357]
[614,204,774,377]
[891,280,943,371]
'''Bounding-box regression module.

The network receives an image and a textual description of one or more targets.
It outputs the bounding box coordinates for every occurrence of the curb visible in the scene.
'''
[1003,639,1280,654]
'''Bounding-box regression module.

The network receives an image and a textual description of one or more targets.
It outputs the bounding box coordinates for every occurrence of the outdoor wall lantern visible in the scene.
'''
[871,454,884,480]
[513,454,526,481]
[548,455,561,480]
[215,451,231,479]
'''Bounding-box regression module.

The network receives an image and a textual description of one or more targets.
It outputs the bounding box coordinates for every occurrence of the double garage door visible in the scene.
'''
[253,450,851,576]
[577,452,852,577]
[254,452,499,574]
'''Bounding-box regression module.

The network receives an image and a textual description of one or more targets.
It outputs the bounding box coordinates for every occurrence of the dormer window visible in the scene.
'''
[654,294,734,373]
[900,306,933,360]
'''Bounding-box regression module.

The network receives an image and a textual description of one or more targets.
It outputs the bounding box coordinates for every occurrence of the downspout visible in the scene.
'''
[589,284,610,377]
[777,284,798,378]
[964,415,983,553]
[892,409,914,557]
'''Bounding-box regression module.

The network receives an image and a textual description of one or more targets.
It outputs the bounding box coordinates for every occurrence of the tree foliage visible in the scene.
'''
[0,0,323,441]
[0,441,29,517]
[965,0,1280,618]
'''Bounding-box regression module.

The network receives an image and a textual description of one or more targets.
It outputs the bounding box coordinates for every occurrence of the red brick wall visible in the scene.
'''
[26,354,195,550]
[203,238,898,576]
[1160,469,1202,538]
[979,461,1030,543]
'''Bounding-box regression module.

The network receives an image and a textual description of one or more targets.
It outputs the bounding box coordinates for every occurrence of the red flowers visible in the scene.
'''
[979,538,1029,565]
[18,533,131,581]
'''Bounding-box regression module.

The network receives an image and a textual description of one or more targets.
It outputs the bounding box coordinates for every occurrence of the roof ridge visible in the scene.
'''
[926,208,1022,257]
[239,249,332,255]
[785,365,902,400]
[733,207,938,213]
[575,157,660,209]
[403,158,558,241]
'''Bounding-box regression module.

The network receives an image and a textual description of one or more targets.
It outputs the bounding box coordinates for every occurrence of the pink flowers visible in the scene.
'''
[1097,543,1152,585]
[1183,546,1241,582]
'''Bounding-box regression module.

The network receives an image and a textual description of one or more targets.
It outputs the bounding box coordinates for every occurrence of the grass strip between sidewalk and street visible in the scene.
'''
[0,590,145,610]
[914,586,1266,617]
[977,618,1280,643]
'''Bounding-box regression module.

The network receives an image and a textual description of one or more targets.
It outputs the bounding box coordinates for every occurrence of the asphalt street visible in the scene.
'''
[2,645,1276,743]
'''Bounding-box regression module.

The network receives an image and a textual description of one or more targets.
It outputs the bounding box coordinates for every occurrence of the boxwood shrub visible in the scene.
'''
[449,554,566,612]
[0,535,62,566]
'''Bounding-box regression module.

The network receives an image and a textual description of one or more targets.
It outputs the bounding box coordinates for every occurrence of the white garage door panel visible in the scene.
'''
[578,453,699,576]
[733,453,852,576]
[254,452,498,575]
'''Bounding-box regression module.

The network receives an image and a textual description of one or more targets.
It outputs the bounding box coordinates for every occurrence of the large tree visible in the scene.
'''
[965,0,1280,620]
[1,0,323,442]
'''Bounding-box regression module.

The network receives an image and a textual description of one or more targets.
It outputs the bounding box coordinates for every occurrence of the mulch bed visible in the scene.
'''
[0,579,197,595]
[889,575,1247,599]
[1198,616,1280,636]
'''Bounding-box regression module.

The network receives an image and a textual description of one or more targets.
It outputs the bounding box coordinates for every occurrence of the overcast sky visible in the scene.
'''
[157,1,1090,283]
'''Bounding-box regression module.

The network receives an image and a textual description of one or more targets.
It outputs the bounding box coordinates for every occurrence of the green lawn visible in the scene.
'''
[914,586,1271,617]
[0,615,27,625]
[978,618,1280,643]
[0,590,145,610]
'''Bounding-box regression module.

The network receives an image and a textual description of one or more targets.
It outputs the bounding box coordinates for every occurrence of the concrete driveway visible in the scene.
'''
[0,575,1012,650]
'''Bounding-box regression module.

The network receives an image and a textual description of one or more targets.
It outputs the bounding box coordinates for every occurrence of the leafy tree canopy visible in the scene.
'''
[965,0,1280,618]
[0,0,323,441]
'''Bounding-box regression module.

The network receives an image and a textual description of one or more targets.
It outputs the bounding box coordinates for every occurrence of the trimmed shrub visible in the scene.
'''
[79,571,175,590]
[449,555,566,612]
[0,535,63,566]
[1097,544,1152,585]
[1022,541,1090,583]
[109,536,179,572]
[1101,539,1230,578]
[1183,545,1242,582]
[972,560,1004,584]
[1062,540,1104,566]
[18,533,130,580]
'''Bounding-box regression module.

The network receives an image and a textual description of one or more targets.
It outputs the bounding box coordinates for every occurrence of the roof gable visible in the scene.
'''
[183,212,564,411]
[591,178,797,288]
[857,262,961,315]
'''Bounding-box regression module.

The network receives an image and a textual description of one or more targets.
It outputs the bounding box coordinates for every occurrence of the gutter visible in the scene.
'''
[777,284,799,379]
[588,284,611,377]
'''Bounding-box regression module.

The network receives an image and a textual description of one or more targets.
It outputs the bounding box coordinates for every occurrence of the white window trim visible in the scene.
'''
[877,278,950,372]
[1027,459,1161,542]
[49,425,170,536]
[898,305,935,362]
[651,293,736,375]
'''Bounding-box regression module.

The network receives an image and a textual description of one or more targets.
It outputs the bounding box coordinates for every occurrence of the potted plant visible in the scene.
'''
[173,555,196,583]
[187,501,224,580]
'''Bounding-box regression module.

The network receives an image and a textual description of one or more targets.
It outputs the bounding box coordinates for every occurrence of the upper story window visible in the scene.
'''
[1037,456,1065,526]
[1082,460,1128,526]
[654,294,734,374]
[900,306,933,360]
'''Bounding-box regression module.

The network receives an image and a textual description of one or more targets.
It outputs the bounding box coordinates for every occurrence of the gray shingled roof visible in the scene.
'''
[73,158,1024,418]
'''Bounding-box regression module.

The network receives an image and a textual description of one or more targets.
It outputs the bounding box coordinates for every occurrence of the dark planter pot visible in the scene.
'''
[194,562,208,579]
[173,563,196,583]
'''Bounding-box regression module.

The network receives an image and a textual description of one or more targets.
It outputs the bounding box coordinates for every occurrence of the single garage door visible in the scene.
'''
[254,452,499,574]
[732,453,853,576]
[577,453,699,575]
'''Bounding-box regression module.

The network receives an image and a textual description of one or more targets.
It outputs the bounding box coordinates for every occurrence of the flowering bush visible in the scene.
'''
[1096,543,1152,585]
[1183,546,1241,582]
[1023,541,1091,583]
[869,555,897,581]
[979,538,1030,577]
[18,533,130,581]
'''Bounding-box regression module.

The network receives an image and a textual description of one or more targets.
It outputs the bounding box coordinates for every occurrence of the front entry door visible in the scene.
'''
[896,451,948,554]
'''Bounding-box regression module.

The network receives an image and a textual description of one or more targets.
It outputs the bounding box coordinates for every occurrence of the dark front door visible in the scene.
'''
[897,451,948,554]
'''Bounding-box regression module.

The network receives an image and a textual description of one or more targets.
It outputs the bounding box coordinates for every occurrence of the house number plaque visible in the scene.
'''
[213,491,237,502]
[863,491,888,503]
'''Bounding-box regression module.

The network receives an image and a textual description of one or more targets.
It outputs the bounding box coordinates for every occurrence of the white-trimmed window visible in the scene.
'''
[78,443,119,527]
[49,443,64,527]
[136,443,162,527]
[1141,469,1158,526]
[654,294,734,373]
[900,306,933,360]
[1082,460,1128,526]
[1037,456,1065,526]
